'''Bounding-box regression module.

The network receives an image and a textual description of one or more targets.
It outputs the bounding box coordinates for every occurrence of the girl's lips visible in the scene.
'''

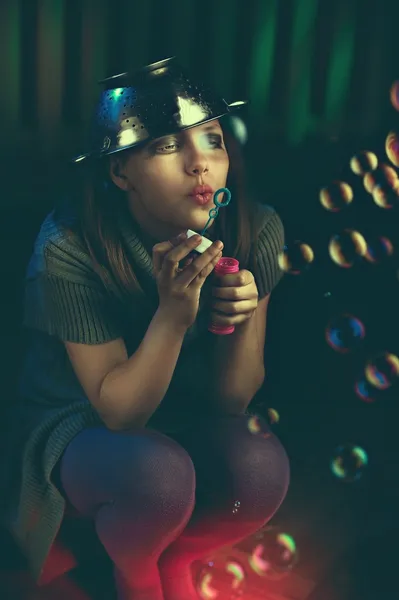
[190,192,213,205]
[190,185,214,196]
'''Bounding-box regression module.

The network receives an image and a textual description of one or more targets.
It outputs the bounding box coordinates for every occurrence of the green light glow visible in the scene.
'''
[248,0,278,135]
[3,1,20,126]
[286,0,319,145]
[325,3,356,132]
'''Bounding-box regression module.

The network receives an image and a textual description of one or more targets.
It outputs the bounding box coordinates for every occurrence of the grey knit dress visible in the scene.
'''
[1,201,285,583]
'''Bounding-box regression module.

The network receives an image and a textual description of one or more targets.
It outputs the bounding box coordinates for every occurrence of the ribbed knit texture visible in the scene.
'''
[2,202,284,584]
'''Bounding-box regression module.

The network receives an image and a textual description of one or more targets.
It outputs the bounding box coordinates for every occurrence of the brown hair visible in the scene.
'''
[63,120,261,298]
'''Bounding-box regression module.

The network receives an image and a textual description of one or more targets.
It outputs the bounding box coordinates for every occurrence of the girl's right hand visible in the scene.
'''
[152,232,223,331]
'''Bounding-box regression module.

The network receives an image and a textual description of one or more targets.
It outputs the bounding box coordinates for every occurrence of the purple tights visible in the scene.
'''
[57,413,290,599]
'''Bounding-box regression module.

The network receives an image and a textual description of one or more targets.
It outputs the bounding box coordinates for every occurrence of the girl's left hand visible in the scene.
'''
[209,269,259,327]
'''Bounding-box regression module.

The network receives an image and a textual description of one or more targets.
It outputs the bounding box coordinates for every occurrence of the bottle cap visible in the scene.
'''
[208,323,236,335]
[214,257,240,275]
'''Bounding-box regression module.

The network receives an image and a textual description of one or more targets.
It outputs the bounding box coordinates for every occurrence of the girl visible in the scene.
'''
[2,57,290,600]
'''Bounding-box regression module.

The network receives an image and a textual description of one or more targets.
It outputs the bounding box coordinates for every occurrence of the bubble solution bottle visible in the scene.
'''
[208,257,240,335]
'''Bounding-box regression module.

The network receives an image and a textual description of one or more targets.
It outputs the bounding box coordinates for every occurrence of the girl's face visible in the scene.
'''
[110,119,229,243]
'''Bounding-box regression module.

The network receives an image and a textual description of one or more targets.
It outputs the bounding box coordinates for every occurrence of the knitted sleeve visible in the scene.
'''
[23,237,124,344]
[254,204,285,299]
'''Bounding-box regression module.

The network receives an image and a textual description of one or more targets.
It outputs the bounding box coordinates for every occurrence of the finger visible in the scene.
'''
[170,232,188,247]
[196,250,224,283]
[211,285,245,300]
[178,241,224,287]
[209,310,253,327]
[192,250,223,287]
[153,245,173,276]
[153,233,195,276]
[161,235,204,279]
[215,270,251,288]
[178,256,194,271]
[152,239,179,275]
[211,299,255,314]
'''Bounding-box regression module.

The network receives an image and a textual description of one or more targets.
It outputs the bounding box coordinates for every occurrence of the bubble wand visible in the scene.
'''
[199,187,232,236]
[186,187,231,248]
[185,187,241,335]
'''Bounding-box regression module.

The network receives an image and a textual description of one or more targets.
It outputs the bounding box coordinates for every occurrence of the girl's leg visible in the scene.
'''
[57,426,196,600]
[158,413,290,600]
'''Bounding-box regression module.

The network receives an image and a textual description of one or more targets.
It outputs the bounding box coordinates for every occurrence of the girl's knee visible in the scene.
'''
[232,415,290,516]
[113,429,197,519]
[59,427,196,523]
[197,414,290,518]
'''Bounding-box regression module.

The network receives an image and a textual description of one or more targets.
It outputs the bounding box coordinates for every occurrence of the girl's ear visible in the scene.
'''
[109,157,130,191]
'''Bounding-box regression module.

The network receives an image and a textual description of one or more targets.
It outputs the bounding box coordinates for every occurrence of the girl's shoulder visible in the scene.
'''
[254,201,284,237]
[26,209,96,286]
[252,202,285,297]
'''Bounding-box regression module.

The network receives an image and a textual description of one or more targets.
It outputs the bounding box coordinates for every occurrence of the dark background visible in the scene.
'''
[1,0,399,598]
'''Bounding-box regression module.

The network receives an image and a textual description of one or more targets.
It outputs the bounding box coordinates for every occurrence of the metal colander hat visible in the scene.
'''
[72,56,247,163]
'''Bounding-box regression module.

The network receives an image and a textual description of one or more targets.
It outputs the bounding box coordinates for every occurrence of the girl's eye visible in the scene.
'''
[155,135,224,153]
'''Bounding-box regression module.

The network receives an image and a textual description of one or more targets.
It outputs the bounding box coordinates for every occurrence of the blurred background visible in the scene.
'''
[1,0,399,598]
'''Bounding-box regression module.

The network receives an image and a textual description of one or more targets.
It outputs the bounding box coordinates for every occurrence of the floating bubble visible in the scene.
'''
[229,116,248,145]
[331,444,368,482]
[363,163,398,194]
[319,181,354,212]
[244,526,298,580]
[328,229,367,268]
[364,235,394,264]
[364,352,399,390]
[354,377,377,403]
[350,151,378,176]
[267,408,280,425]
[278,241,314,275]
[372,181,399,209]
[196,556,247,599]
[385,130,399,168]
[247,415,271,439]
[325,314,366,353]
[390,81,399,111]
[354,376,388,404]
[231,500,242,516]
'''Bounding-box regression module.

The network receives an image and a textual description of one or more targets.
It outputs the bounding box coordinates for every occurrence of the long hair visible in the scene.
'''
[59,119,261,299]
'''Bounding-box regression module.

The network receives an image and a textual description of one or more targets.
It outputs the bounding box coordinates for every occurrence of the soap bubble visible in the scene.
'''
[354,376,386,403]
[390,81,399,111]
[247,415,271,439]
[229,116,248,145]
[364,235,394,264]
[354,377,377,403]
[325,314,366,353]
[319,181,354,212]
[363,163,398,194]
[267,408,280,425]
[385,130,399,168]
[196,556,247,599]
[328,229,367,268]
[231,500,242,516]
[350,151,378,176]
[243,526,298,580]
[278,241,314,275]
[372,181,399,209]
[364,352,399,390]
[331,444,368,482]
